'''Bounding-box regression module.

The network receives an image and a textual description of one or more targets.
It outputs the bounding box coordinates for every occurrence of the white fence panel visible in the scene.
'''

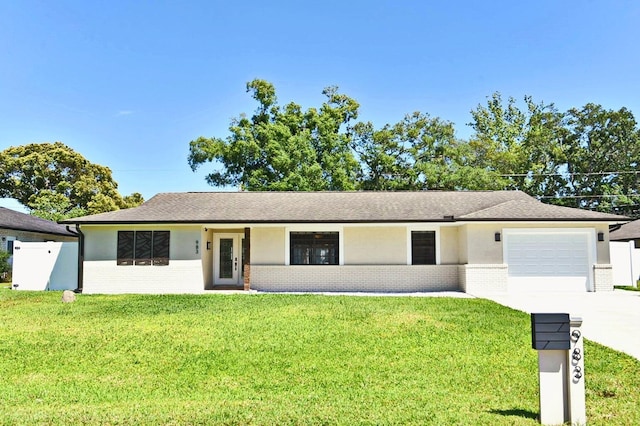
[12,241,78,291]
[610,241,640,287]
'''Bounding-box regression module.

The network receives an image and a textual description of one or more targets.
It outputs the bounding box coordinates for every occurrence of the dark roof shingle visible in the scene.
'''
[0,207,77,236]
[610,219,640,241]
[60,191,627,224]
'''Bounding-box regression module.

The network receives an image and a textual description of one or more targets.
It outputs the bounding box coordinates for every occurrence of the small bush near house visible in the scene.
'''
[0,290,639,425]
[0,250,10,282]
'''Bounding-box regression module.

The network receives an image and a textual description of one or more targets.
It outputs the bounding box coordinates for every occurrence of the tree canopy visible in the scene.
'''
[0,142,144,221]
[468,94,640,216]
[189,80,359,191]
[189,80,640,217]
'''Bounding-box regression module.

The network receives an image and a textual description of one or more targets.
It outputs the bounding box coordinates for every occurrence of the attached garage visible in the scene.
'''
[504,229,595,292]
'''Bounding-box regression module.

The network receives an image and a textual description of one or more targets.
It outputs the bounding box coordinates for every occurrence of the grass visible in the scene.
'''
[615,285,640,292]
[1,289,639,425]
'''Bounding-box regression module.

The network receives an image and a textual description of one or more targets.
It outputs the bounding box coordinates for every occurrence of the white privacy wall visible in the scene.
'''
[610,241,640,287]
[11,241,78,291]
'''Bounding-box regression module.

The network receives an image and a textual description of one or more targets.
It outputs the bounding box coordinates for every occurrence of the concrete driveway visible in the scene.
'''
[483,289,640,360]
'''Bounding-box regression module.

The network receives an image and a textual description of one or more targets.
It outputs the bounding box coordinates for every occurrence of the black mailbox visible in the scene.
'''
[531,313,570,350]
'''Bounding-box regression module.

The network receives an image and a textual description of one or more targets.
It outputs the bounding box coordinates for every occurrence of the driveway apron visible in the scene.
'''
[483,290,640,360]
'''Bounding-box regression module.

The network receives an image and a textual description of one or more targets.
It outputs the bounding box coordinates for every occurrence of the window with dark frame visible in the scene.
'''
[290,232,339,265]
[411,231,436,265]
[117,231,170,266]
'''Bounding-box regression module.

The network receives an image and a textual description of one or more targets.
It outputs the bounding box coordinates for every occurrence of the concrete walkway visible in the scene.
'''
[482,289,640,360]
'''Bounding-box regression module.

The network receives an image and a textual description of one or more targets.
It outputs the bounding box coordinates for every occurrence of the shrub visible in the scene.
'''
[0,250,11,282]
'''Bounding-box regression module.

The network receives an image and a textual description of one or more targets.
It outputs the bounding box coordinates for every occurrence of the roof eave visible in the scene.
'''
[67,219,457,225]
[64,217,624,225]
[0,225,78,237]
[460,217,628,223]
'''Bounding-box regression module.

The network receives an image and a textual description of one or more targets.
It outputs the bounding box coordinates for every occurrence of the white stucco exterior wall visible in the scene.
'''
[251,227,286,264]
[439,226,459,264]
[82,225,203,294]
[343,227,406,265]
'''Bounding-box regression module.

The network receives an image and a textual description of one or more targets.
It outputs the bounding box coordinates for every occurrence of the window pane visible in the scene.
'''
[412,231,436,265]
[117,231,134,265]
[290,232,339,265]
[135,231,152,265]
[292,247,311,265]
[241,238,246,278]
[219,238,234,278]
[152,231,170,265]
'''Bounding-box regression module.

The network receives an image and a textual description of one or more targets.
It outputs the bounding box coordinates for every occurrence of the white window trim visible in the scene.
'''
[285,225,344,266]
[406,226,440,265]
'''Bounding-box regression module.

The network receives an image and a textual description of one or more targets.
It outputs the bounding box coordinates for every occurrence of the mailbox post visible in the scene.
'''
[531,313,586,425]
[568,317,586,425]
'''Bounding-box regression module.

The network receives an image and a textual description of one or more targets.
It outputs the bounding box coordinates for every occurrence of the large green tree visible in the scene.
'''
[468,93,640,216]
[0,142,144,220]
[561,104,640,216]
[468,92,567,195]
[352,112,502,190]
[190,81,639,217]
[188,79,359,191]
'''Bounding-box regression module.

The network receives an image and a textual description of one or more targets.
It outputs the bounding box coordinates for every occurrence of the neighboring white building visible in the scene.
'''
[59,191,627,295]
[610,219,640,287]
[1,207,78,282]
[1,206,77,250]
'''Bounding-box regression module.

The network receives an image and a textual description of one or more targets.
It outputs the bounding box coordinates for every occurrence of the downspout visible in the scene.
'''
[72,224,84,293]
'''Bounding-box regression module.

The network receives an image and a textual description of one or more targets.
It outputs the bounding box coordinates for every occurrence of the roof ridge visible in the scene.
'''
[179,190,518,195]
[458,199,521,218]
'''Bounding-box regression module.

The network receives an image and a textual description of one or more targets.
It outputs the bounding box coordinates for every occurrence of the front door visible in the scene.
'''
[214,233,243,286]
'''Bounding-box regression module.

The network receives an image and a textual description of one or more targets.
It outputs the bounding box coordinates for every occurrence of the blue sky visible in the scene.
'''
[1,0,639,212]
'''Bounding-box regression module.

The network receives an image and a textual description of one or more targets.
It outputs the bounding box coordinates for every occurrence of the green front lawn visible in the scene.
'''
[615,285,640,292]
[1,289,638,425]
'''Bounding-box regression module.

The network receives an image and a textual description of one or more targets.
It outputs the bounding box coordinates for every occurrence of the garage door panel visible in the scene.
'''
[505,231,592,292]
[509,276,589,292]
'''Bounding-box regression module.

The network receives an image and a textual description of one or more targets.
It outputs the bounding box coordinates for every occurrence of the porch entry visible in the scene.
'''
[213,233,245,286]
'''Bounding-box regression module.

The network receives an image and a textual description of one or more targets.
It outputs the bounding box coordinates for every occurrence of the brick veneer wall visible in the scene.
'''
[83,260,204,294]
[250,265,460,292]
[243,264,251,291]
[459,264,508,295]
[593,264,613,292]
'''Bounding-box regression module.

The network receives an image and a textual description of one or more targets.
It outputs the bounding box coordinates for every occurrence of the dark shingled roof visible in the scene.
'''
[0,207,78,236]
[610,219,640,241]
[60,191,627,224]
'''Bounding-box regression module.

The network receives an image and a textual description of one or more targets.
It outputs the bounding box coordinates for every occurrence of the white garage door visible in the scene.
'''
[505,230,593,292]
